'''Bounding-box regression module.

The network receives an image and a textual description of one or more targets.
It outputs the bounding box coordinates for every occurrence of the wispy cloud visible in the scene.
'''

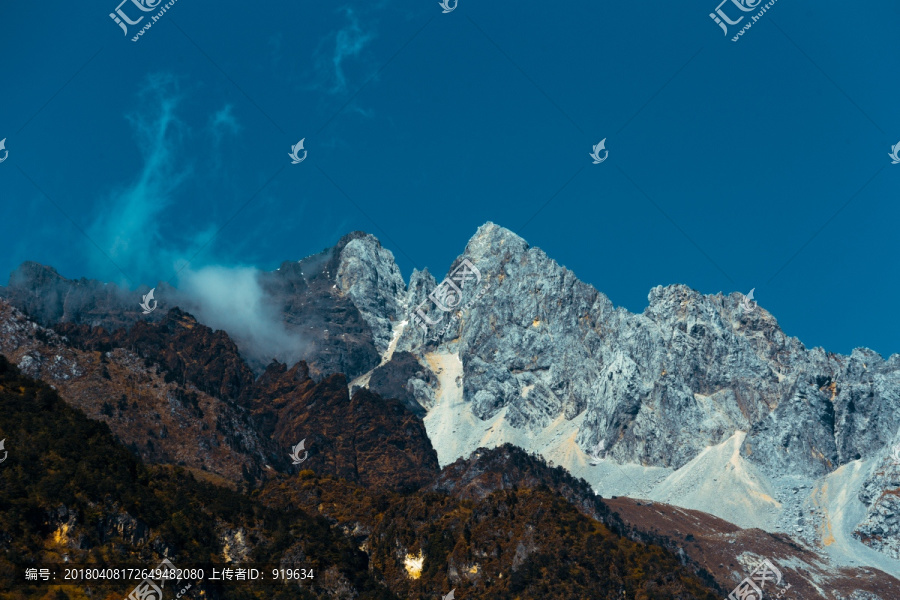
[86,75,308,369]
[314,7,376,95]
[175,265,309,370]
[207,103,241,176]
[89,77,256,285]
[209,104,241,145]
[89,73,193,284]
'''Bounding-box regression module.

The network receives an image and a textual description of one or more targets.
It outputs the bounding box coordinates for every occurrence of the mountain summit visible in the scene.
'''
[2,222,899,585]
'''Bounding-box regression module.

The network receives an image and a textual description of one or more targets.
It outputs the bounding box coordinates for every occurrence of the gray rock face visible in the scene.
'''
[254,233,385,378]
[452,225,600,424]
[366,351,432,417]
[854,437,900,559]
[381,223,900,476]
[395,267,439,353]
[379,222,900,560]
[0,261,166,329]
[335,234,407,353]
[407,226,776,470]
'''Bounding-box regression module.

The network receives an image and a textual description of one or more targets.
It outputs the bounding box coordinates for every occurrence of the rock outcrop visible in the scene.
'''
[854,436,900,559]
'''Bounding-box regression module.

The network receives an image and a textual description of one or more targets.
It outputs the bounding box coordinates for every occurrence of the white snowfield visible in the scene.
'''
[421,350,900,579]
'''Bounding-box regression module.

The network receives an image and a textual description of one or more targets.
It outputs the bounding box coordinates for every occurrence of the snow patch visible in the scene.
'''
[648,431,779,530]
[813,458,900,577]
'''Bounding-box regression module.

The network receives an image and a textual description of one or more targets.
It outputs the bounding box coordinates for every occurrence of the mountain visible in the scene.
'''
[606,496,900,600]
[380,223,900,576]
[0,232,404,380]
[55,306,257,404]
[0,355,399,600]
[0,298,268,484]
[259,444,722,600]
[0,261,166,329]
[0,356,725,599]
[0,295,441,492]
[249,361,440,492]
[2,221,900,592]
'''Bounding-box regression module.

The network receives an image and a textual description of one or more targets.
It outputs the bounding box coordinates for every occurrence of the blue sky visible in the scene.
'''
[0,0,898,357]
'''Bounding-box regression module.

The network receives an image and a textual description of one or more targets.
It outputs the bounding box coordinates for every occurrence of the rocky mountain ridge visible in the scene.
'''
[2,222,899,579]
[0,295,439,493]
[0,298,267,483]
[383,223,900,574]
[0,232,398,380]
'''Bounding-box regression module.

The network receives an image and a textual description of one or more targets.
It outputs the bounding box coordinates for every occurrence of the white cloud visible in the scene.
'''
[87,74,308,371]
[89,73,193,283]
[176,265,309,369]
